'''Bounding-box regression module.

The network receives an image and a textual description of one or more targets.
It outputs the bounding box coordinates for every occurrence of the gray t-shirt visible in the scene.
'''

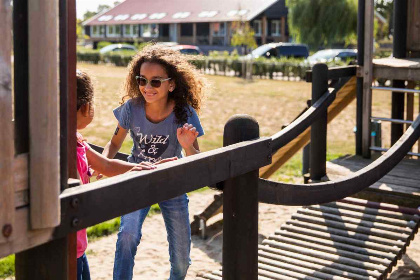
[113,98,204,163]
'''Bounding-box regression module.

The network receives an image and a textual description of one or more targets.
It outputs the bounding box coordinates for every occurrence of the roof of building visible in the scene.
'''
[83,0,282,26]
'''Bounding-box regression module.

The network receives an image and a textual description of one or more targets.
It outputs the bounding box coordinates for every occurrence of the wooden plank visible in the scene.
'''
[308,205,417,229]
[0,207,54,258]
[328,156,420,180]
[259,255,358,280]
[258,245,384,276]
[263,238,390,268]
[28,0,60,229]
[270,232,396,262]
[259,246,380,279]
[362,0,374,158]
[278,226,400,254]
[291,213,409,241]
[297,208,413,234]
[324,200,420,222]
[258,264,323,280]
[0,0,14,244]
[286,219,405,248]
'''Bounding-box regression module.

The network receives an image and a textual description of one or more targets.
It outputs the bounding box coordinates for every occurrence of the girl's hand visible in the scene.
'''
[130,161,157,172]
[92,170,103,180]
[177,123,199,150]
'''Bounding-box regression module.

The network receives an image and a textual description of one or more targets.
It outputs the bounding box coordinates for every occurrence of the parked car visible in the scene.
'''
[99,44,137,54]
[306,49,357,65]
[171,45,203,55]
[247,43,309,59]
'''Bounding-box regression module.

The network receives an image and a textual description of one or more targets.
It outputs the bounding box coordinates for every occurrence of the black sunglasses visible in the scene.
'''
[135,76,171,88]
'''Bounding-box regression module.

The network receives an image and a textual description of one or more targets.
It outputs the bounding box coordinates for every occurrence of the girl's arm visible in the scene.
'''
[177,123,200,156]
[86,148,156,177]
[103,123,128,159]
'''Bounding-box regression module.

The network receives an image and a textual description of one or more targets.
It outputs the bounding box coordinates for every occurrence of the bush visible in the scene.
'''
[77,49,101,64]
[102,51,136,67]
[97,41,112,49]
[0,254,15,278]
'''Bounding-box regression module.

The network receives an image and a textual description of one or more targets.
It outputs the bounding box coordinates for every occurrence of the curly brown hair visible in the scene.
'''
[122,44,206,124]
[76,69,94,110]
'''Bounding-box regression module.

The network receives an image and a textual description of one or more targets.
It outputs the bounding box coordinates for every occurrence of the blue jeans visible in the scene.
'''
[77,253,91,280]
[113,194,191,280]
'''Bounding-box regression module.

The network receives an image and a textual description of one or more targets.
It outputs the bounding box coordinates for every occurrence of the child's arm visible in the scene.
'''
[103,123,128,159]
[177,123,200,156]
[86,148,156,177]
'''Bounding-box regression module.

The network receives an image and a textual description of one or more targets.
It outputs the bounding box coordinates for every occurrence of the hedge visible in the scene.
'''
[77,50,346,81]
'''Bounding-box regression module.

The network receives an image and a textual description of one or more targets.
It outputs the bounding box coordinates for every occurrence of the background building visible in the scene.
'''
[83,0,289,51]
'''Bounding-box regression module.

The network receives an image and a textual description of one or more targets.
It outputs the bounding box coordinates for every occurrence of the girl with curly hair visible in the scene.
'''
[102,44,206,280]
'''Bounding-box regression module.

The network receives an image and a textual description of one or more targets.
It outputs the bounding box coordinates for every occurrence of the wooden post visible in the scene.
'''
[356,0,365,156]
[391,0,408,145]
[60,0,78,278]
[15,237,69,280]
[29,0,60,228]
[193,23,197,45]
[362,0,374,158]
[209,23,213,45]
[281,17,286,42]
[223,115,259,280]
[262,16,267,45]
[310,64,328,181]
[0,0,15,243]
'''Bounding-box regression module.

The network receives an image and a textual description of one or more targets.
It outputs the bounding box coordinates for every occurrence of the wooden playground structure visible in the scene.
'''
[0,0,419,279]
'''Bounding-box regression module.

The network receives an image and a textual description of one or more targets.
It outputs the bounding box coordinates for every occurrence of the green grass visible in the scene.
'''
[0,255,14,278]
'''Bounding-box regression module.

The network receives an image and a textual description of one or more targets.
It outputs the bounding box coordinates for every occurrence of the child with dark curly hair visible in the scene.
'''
[102,44,207,280]
[76,69,170,280]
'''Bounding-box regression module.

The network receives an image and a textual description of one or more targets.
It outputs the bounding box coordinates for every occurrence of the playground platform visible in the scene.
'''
[328,156,420,208]
[197,157,420,280]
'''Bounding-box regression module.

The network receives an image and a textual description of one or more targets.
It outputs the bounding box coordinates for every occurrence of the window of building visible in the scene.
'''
[253,20,262,36]
[107,25,121,37]
[271,20,281,36]
[141,24,159,37]
[181,23,193,36]
[92,25,105,37]
[123,24,139,37]
[212,22,226,36]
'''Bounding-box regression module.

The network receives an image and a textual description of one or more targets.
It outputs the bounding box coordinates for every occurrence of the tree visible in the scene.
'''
[230,21,257,53]
[286,0,358,49]
[97,4,111,14]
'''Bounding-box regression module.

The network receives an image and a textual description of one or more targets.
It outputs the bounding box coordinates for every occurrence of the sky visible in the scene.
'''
[76,0,124,19]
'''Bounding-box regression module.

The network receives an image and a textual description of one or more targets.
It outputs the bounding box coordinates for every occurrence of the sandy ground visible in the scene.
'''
[86,189,420,280]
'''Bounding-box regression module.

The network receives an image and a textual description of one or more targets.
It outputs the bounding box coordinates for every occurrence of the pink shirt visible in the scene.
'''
[76,132,91,258]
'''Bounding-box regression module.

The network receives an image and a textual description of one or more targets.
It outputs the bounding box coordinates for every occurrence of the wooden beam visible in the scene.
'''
[28,0,60,229]
[362,0,374,158]
[55,138,271,238]
[0,0,14,244]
